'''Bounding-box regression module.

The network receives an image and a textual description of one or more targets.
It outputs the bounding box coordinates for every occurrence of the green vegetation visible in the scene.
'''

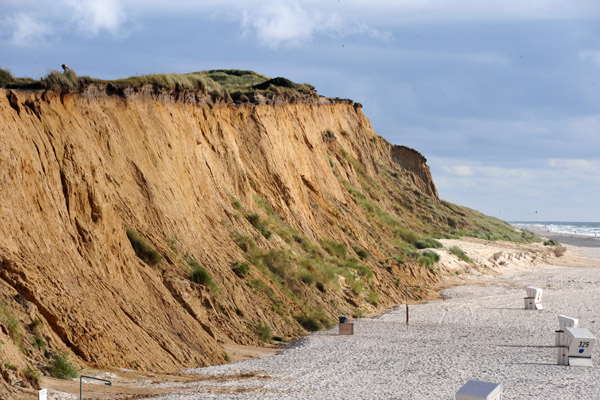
[322,129,336,142]
[449,246,472,263]
[41,69,79,89]
[254,322,272,342]
[321,238,346,258]
[233,232,254,252]
[366,290,379,305]
[0,68,38,88]
[232,261,250,278]
[126,228,162,266]
[415,238,443,249]
[186,256,215,288]
[50,353,79,379]
[23,365,42,389]
[418,250,440,268]
[32,336,46,351]
[247,213,272,239]
[230,197,243,211]
[449,246,471,262]
[352,245,370,260]
[4,360,16,371]
[544,239,561,246]
[294,314,323,331]
[0,301,22,345]
[0,67,321,104]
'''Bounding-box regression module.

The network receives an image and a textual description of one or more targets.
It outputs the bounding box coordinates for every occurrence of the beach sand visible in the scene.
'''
[42,235,600,399]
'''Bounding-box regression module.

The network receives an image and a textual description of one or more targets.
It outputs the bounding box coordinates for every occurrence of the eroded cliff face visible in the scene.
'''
[0,87,499,391]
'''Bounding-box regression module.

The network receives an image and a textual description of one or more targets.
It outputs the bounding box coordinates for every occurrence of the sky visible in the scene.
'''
[1,0,599,222]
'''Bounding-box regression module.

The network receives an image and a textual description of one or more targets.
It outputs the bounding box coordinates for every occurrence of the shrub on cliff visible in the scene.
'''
[415,238,443,249]
[247,213,272,239]
[186,257,215,288]
[0,67,38,88]
[50,353,79,379]
[321,238,346,258]
[294,314,322,331]
[0,301,22,345]
[23,365,42,389]
[232,261,250,278]
[126,228,162,266]
[418,250,440,268]
[544,239,560,246]
[449,246,472,262]
[254,322,272,342]
[41,69,79,90]
[0,68,16,87]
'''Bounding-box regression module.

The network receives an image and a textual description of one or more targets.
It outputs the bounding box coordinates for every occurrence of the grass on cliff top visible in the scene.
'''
[0,67,319,101]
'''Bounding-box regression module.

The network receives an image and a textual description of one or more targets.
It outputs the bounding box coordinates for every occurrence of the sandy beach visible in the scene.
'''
[44,233,600,400]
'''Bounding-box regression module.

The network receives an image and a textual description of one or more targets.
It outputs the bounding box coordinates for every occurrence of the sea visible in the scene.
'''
[510,221,600,237]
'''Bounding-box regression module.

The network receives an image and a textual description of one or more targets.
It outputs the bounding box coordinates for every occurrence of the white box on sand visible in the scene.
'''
[558,315,579,330]
[524,286,543,310]
[558,327,596,366]
[556,315,579,346]
[455,380,502,400]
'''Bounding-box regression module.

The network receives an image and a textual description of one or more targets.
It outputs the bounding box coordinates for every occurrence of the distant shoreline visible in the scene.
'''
[524,226,600,248]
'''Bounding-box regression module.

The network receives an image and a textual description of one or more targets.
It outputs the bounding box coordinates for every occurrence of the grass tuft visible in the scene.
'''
[126,228,162,266]
[186,257,215,288]
[0,301,22,345]
[449,246,472,262]
[352,245,370,260]
[231,261,250,278]
[415,238,443,249]
[254,322,272,342]
[247,213,272,239]
[50,353,79,379]
[544,239,560,246]
[418,250,440,268]
[294,314,322,331]
[321,238,346,258]
[23,365,42,389]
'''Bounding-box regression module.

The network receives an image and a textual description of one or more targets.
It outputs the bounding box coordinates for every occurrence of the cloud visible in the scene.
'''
[241,2,334,48]
[431,155,600,220]
[438,159,534,179]
[240,1,391,48]
[547,158,600,174]
[63,0,126,36]
[2,13,52,47]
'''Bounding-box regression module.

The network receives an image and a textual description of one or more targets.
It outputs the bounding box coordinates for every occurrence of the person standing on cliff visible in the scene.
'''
[62,64,73,74]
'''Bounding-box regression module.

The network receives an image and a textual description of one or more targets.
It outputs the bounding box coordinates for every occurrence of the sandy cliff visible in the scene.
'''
[0,86,517,394]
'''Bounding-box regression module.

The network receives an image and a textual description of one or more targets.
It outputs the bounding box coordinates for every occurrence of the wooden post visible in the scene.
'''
[404,285,420,325]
